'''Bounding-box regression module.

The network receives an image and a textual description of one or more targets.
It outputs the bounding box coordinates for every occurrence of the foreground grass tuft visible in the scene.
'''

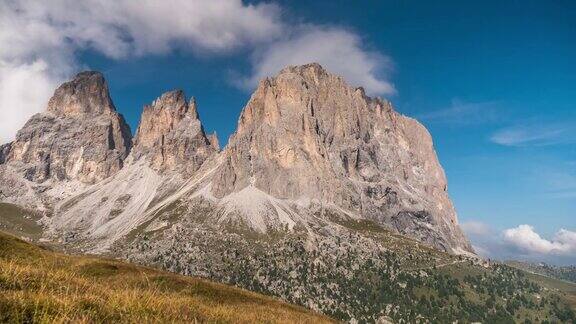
[0,232,332,323]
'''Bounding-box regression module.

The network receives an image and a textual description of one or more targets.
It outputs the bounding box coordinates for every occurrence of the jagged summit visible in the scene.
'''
[273,63,379,102]
[212,62,472,253]
[134,89,194,149]
[277,62,328,76]
[207,131,220,151]
[133,89,214,174]
[0,64,480,321]
[0,71,132,211]
[47,71,118,117]
[148,89,198,117]
[1,64,471,255]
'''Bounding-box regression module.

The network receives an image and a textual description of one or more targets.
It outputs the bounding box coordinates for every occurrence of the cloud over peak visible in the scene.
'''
[0,0,284,144]
[0,0,395,144]
[1,0,282,59]
[0,60,59,143]
[242,27,395,96]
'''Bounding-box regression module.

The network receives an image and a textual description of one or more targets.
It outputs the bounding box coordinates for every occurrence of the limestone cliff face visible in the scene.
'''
[133,90,216,175]
[0,65,472,255]
[47,71,118,117]
[211,63,471,253]
[207,132,220,151]
[0,71,132,185]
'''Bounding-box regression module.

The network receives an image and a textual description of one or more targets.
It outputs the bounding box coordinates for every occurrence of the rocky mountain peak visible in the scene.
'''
[151,89,198,119]
[47,71,117,117]
[1,65,471,258]
[134,90,199,151]
[0,71,131,211]
[277,62,328,79]
[212,63,472,253]
[133,90,214,174]
[207,132,220,151]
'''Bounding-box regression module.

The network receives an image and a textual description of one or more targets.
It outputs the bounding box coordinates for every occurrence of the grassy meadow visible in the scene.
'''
[0,231,333,323]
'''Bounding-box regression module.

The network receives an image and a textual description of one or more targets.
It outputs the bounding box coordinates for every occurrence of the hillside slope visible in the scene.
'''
[2,203,576,322]
[0,231,332,323]
[118,202,576,323]
[507,261,576,284]
[1,66,575,322]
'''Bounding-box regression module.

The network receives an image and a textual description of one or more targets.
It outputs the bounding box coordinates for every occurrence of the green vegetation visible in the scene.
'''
[2,201,574,323]
[0,231,332,323]
[125,209,576,323]
[507,261,576,285]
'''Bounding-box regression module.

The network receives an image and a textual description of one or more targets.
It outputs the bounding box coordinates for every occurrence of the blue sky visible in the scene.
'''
[1,0,574,263]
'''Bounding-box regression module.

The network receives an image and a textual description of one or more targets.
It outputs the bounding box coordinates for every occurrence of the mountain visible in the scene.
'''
[507,261,576,284]
[4,64,575,321]
[211,64,470,253]
[0,230,332,323]
[0,63,471,254]
[0,71,132,211]
[133,89,217,175]
[2,203,575,323]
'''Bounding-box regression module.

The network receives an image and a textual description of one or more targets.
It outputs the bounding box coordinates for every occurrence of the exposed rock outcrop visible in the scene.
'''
[211,63,471,253]
[1,64,477,321]
[0,72,132,211]
[47,71,119,117]
[44,89,218,251]
[0,71,131,185]
[133,90,216,175]
[0,64,472,255]
[207,132,220,151]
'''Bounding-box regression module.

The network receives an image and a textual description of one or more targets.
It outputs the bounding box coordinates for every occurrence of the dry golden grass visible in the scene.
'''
[0,232,333,323]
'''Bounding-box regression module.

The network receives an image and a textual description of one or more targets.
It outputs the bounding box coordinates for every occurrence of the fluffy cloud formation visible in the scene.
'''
[0,0,283,144]
[504,225,576,255]
[0,0,394,144]
[462,220,576,265]
[1,0,281,59]
[0,60,62,142]
[243,27,395,96]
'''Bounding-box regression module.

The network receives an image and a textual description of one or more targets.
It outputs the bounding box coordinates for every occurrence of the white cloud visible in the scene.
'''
[0,0,283,144]
[461,220,491,236]
[1,1,394,144]
[556,228,576,247]
[461,220,576,265]
[1,0,282,59]
[0,60,63,143]
[503,225,576,255]
[490,123,576,147]
[241,27,395,96]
